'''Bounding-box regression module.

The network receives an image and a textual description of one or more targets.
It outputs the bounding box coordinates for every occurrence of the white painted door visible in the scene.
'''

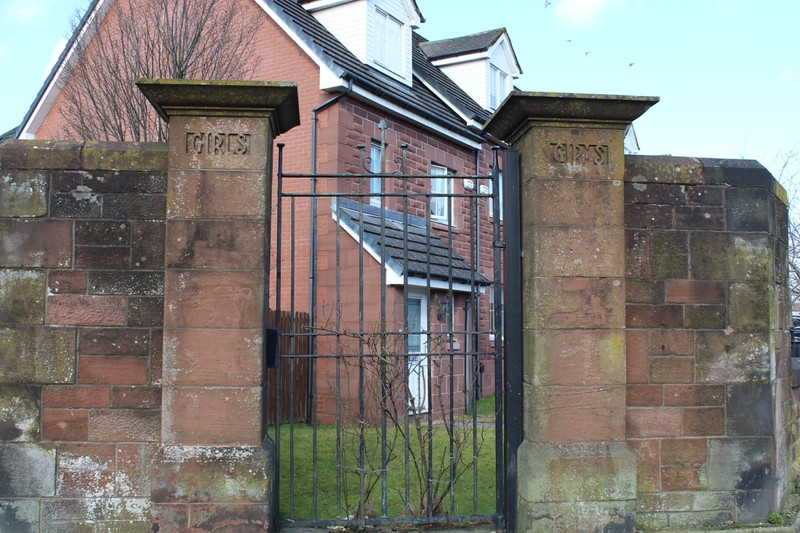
[406,293,429,413]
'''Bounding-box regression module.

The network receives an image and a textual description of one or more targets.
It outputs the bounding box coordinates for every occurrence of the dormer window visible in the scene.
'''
[489,65,508,110]
[374,8,404,74]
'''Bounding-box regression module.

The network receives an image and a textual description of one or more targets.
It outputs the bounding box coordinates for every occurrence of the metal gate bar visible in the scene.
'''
[268,143,508,529]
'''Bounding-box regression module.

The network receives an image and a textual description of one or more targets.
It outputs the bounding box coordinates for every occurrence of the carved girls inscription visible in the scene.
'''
[186,132,251,156]
[550,142,609,166]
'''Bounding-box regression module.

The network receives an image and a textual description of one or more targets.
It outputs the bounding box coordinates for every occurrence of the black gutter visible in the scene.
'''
[340,72,486,144]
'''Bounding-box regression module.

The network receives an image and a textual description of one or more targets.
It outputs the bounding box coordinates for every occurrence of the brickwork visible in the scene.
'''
[624,156,791,529]
[0,139,167,531]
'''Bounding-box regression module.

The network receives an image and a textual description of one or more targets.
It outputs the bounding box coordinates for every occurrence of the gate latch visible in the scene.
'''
[265,328,279,369]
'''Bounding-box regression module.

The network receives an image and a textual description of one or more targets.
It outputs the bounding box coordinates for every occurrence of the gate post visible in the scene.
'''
[486,92,657,531]
[137,80,299,530]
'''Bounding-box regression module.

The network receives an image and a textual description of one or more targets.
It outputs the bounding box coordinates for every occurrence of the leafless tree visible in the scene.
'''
[770,147,800,306]
[60,0,261,142]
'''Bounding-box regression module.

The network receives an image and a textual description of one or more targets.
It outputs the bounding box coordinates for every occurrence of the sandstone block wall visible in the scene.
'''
[624,155,791,529]
[0,140,167,532]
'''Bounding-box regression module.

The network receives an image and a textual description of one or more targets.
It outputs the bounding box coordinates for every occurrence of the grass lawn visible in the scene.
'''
[273,396,498,522]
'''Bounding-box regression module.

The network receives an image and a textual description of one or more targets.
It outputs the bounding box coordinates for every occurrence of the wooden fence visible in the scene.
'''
[265,309,311,423]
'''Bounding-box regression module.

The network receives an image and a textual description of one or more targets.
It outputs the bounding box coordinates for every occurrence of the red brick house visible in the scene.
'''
[16,0,521,420]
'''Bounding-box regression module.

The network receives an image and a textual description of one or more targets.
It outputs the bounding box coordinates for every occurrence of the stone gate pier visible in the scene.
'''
[487,92,793,531]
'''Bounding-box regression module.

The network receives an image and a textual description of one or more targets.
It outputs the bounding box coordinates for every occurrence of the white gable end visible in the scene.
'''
[304,0,420,86]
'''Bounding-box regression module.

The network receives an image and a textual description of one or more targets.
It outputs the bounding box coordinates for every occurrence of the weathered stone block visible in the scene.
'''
[163,271,262,329]
[0,169,48,217]
[0,140,82,170]
[629,439,659,493]
[691,233,772,282]
[151,445,271,503]
[626,385,662,406]
[0,327,76,384]
[661,438,708,466]
[50,192,102,218]
[42,386,111,409]
[89,410,160,442]
[162,329,262,387]
[664,385,724,406]
[524,277,625,330]
[666,280,726,304]
[525,384,626,443]
[81,141,168,172]
[151,504,189,530]
[684,304,726,329]
[166,220,265,270]
[189,504,269,531]
[131,222,165,270]
[726,187,774,233]
[46,295,126,326]
[103,194,166,220]
[75,221,131,246]
[49,270,88,295]
[687,185,724,206]
[0,270,46,325]
[696,331,770,383]
[78,356,149,386]
[675,206,725,230]
[525,226,624,278]
[736,489,775,524]
[0,499,39,532]
[626,279,663,304]
[529,178,623,227]
[128,298,163,327]
[661,464,708,491]
[647,329,694,357]
[728,282,772,331]
[88,272,164,296]
[683,407,725,436]
[666,509,733,529]
[111,386,161,409]
[651,253,689,279]
[649,356,693,384]
[79,329,151,356]
[626,407,682,438]
[42,409,89,441]
[525,329,624,387]
[0,220,72,268]
[41,498,150,521]
[517,440,636,503]
[625,204,674,229]
[707,437,774,492]
[726,383,773,436]
[0,444,56,496]
[0,386,40,442]
[116,444,157,498]
[52,169,166,194]
[625,304,683,328]
[162,388,261,446]
[624,155,705,185]
[168,170,267,219]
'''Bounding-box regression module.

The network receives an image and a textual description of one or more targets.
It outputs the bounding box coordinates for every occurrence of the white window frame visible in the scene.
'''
[430,165,453,225]
[489,285,503,341]
[373,8,404,75]
[489,64,508,110]
[369,141,382,205]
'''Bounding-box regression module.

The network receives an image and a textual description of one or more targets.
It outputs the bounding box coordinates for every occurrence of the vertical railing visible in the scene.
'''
[271,151,507,529]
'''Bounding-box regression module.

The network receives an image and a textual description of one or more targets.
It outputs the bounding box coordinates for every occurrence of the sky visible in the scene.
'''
[1,0,798,185]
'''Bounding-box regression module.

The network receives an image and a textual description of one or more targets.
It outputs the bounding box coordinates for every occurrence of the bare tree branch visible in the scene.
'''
[60,0,261,142]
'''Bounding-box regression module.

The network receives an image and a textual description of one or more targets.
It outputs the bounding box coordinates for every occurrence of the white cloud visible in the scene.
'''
[553,0,621,26]
[42,39,68,80]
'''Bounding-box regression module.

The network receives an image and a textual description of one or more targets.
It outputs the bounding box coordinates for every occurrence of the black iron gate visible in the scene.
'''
[266,143,513,530]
